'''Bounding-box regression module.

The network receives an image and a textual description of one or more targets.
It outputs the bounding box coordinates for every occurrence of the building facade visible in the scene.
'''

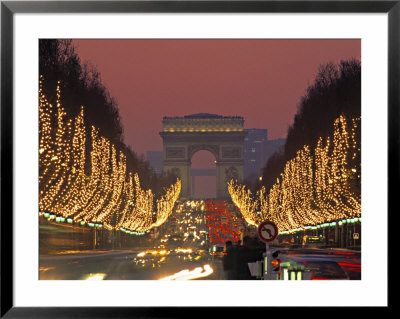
[244,129,286,179]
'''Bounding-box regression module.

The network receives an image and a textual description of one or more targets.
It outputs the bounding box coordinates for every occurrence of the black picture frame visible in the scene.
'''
[1,0,395,317]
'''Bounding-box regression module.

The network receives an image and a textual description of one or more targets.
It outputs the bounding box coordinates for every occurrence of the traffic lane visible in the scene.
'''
[39,250,143,280]
[39,250,224,280]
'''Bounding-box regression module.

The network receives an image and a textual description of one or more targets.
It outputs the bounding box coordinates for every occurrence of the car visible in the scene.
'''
[278,255,350,280]
[301,259,350,280]
[275,247,361,280]
[211,244,225,257]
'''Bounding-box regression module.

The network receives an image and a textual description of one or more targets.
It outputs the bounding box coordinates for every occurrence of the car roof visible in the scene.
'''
[281,255,339,263]
[275,247,360,255]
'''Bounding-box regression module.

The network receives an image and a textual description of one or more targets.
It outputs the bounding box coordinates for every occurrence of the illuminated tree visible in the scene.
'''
[39,79,181,233]
[228,115,361,232]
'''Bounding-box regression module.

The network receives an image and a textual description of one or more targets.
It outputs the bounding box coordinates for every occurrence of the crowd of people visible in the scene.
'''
[222,236,264,280]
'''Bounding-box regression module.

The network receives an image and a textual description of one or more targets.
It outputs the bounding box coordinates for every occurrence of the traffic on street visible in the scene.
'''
[40,200,361,281]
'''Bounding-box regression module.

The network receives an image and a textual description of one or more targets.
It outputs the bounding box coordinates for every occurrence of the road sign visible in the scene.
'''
[258,221,278,243]
[353,233,359,240]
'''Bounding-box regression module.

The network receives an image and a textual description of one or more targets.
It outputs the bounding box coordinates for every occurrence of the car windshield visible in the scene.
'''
[304,261,348,279]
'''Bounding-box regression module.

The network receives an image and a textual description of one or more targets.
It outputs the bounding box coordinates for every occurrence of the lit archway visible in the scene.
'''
[159,113,246,199]
[190,150,216,199]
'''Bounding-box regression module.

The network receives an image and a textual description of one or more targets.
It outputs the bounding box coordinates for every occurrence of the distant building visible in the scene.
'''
[152,123,285,181]
[244,129,268,178]
[146,151,163,174]
[244,129,285,179]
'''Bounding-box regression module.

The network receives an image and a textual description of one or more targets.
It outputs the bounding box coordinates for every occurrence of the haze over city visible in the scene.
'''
[72,39,361,157]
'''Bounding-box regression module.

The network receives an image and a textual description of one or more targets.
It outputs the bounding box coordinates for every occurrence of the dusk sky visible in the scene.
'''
[72,39,360,155]
[72,39,360,196]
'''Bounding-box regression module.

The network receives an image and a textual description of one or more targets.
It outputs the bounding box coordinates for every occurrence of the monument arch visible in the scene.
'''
[159,113,246,199]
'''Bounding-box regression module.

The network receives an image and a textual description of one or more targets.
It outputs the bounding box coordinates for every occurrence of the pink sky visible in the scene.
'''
[72,39,360,158]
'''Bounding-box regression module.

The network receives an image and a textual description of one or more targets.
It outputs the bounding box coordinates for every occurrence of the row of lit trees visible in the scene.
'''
[228,115,361,232]
[39,76,181,232]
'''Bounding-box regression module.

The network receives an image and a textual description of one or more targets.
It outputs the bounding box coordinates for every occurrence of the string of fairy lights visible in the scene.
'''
[39,76,181,233]
[228,115,361,233]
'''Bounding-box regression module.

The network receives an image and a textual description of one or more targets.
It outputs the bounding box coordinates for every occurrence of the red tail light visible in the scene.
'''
[271,259,281,267]
[338,262,361,268]
[311,273,329,280]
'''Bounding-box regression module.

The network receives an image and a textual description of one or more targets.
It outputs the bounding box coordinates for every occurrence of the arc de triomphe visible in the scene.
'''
[159,113,247,199]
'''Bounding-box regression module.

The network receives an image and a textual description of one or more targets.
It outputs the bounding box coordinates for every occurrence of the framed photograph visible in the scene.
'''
[1,0,395,317]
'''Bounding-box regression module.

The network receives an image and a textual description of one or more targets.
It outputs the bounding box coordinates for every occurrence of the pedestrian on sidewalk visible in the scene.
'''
[236,236,263,280]
[222,240,237,280]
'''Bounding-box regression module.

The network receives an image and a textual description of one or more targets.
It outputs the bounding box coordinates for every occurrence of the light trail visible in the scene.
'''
[83,273,107,280]
[160,264,213,280]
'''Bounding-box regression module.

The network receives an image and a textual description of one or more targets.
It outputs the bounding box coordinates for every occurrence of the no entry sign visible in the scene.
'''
[258,221,278,243]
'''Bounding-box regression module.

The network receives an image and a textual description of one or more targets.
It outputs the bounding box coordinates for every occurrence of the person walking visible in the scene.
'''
[236,236,263,280]
[222,240,237,280]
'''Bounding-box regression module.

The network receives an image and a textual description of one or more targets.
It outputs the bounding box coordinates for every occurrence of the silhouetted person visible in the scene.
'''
[253,237,265,252]
[236,236,263,280]
[222,240,237,280]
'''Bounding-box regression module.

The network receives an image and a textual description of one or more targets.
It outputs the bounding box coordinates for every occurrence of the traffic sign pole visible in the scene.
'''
[257,220,278,280]
[265,243,272,280]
